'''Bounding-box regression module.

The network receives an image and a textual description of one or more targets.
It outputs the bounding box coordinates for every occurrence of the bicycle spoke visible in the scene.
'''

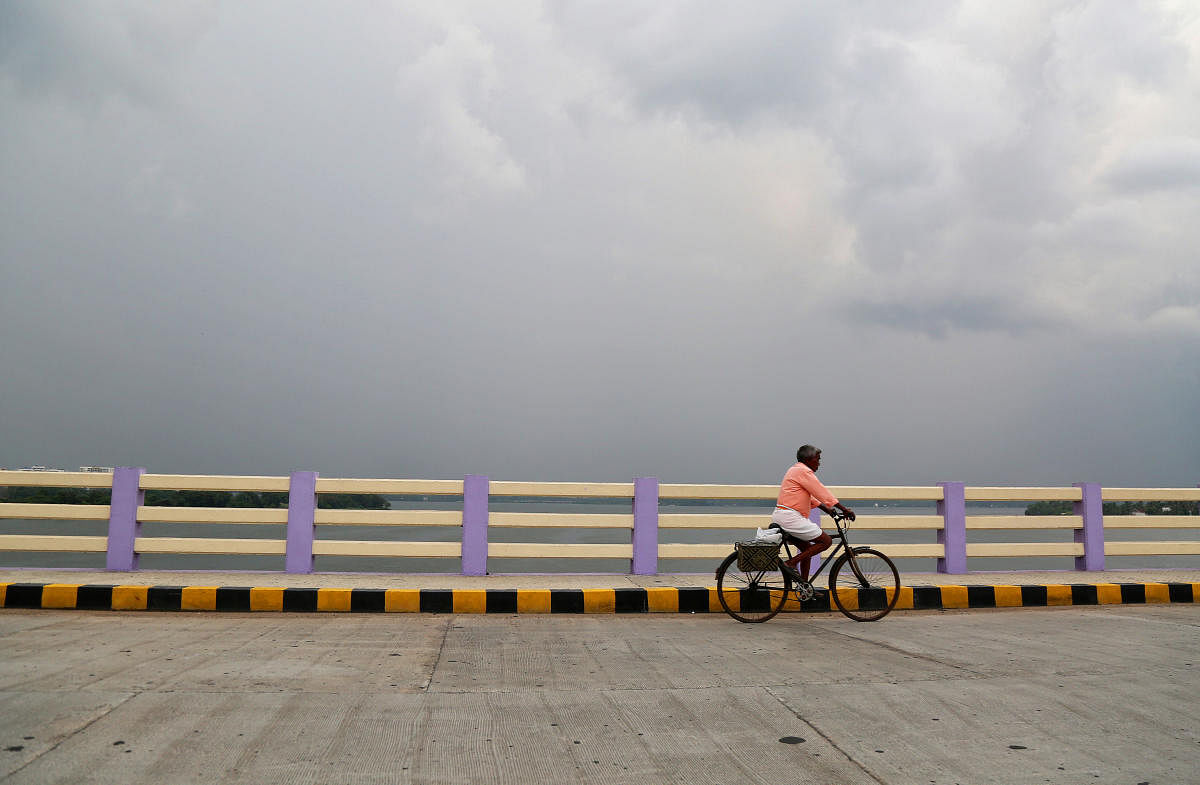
[830,548,900,622]
[715,552,791,623]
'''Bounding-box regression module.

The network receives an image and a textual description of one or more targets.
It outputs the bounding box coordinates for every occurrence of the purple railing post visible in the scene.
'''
[808,507,823,573]
[632,477,659,575]
[937,481,967,574]
[105,466,145,571]
[285,471,318,574]
[462,475,489,576]
[1073,482,1104,571]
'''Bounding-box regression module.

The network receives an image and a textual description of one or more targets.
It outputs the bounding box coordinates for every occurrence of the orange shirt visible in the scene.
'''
[776,462,838,514]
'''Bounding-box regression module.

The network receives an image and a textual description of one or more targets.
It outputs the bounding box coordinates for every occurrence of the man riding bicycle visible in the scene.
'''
[716,445,898,622]
[772,445,856,584]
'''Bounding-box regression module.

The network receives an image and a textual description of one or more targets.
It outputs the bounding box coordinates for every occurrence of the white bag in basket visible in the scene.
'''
[753,527,783,544]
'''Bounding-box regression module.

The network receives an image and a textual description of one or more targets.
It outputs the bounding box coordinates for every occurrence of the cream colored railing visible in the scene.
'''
[1,470,1196,573]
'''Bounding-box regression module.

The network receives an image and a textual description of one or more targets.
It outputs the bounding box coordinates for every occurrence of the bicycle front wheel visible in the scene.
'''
[829,547,900,622]
[715,552,791,623]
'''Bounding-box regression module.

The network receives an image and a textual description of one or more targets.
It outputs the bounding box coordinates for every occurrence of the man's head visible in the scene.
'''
[796,444,822,470]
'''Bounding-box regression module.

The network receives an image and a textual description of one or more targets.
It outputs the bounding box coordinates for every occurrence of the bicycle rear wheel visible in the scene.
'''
[829,547,900,622]
[715,551,791,623]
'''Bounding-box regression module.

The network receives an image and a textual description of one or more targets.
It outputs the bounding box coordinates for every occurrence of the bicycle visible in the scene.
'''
[714,509,900,623]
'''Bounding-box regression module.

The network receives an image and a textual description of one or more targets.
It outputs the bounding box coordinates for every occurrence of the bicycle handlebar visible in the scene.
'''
[824,507,854,523]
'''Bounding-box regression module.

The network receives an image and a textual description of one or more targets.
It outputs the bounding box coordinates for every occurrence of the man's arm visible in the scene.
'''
[818,502,856,520]
[798,471,855,520]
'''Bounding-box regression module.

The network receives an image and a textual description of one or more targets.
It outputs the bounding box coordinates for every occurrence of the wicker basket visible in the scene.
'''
[735,541,781,571]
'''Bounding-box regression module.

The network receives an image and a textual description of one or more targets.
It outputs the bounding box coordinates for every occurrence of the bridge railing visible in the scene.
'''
[0,471,115,556]
[1,469,1197,575]
[1099,487,1200,559]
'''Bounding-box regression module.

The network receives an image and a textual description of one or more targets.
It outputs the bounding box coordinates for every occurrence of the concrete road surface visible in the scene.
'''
[1,606,1197,784]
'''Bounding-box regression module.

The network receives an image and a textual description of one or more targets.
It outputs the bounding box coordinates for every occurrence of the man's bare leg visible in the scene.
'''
[784,533,832,582]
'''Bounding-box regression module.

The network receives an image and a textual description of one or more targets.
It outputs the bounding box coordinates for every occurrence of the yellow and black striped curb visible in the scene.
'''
[1,582,1196,613]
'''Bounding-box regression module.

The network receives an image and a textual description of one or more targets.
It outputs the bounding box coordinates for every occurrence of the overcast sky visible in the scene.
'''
[2,1,1197,488]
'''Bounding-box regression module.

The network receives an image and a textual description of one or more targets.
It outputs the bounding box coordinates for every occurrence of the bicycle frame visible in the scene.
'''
[777,513,855,585]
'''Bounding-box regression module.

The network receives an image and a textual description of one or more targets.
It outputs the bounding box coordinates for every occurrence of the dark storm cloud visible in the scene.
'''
[1,1,1197,487]
[554,1,1200,338]
[0,1,210,107]
[857,297,1059,339]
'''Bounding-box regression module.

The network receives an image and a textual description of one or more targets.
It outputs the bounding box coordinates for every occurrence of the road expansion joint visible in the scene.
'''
[124,620,287,694]
[764,686,888,785]
[422,616,452,692]
[821,626,989,678]
[2,691,137,780]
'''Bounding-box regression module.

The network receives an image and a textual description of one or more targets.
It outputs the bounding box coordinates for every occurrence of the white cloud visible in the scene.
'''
[520,1,1200,339]
[396,22,528,198]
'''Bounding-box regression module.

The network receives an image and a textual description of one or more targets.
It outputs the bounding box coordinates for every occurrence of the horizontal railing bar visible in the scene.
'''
[835,543,944,558]
[488,513,633,529]
[0,503,111,520]
[656,542,946,559]
[0,534,108,552]
[1104,541,1200,555]
[861,543,945,558]
[659,543,746,558]
[658,514,767,529]
[138,506,288,524]
[965,515,1082,530]
[140,474,291,492]
[659,484,781,500]
[1103,515,1200,529]
[964,487,1083,501]
[488,512,634,528]
[487,543,633,558]
[827,486,945,501]
[314,510,462,526]
[657,514,946,530]
[838,515,944,530]
[133,537,286,555]
[0,470,114,488]
[488,481,635,498]
[658,484,946,500]
[965,543,1084,557]
[1101,488,1200,502]
[312,540,460,558]
[314,478,464,495]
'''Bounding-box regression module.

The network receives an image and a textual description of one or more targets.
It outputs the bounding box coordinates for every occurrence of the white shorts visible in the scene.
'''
[770,507,822,542]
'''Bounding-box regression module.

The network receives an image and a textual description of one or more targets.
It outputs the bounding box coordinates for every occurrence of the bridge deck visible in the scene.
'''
[1,605,1196,784]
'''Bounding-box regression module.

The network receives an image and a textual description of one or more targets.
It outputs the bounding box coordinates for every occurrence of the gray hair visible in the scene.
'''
[796,444,821,462]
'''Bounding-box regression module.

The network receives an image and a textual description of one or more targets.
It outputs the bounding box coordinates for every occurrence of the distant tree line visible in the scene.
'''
[0,487,389,509]
[1025,500,1198,516]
